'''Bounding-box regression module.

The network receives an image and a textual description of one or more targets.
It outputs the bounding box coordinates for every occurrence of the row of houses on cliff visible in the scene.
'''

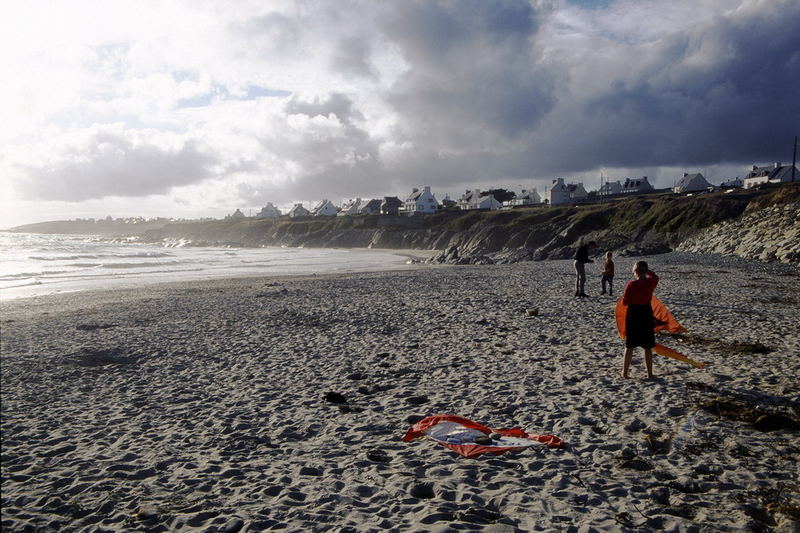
[227,161,797,219]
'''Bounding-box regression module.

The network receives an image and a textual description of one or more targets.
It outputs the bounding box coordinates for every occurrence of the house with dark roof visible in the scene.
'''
[380,196,403,215]
[457,189,502,210]
[288,203,310,218]
[504,188,541,207]
[567,183,588,202]
[358,198,383,215]
[545,178,570,205]
[226,208,246,219]
[720,177,743,189]
[743,162,799,189]
[403,186,439,215]
[621,176,654,194]
[256,203,282,218]
[312,199,338,216]
[598,180,622,197]
[338,198,363,216]
[673,173,712,193]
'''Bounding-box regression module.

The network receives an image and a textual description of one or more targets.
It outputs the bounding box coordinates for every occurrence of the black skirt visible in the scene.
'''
[626,303,656,349]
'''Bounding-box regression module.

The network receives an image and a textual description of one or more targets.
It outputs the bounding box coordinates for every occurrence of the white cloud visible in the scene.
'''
[1,0,798,227]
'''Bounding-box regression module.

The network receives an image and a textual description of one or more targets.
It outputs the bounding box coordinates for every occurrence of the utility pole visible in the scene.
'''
[600,172,604,204]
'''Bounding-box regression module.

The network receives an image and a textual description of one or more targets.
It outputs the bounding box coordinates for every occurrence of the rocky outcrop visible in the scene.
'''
[676,203,800,264]
[128,184,799,265]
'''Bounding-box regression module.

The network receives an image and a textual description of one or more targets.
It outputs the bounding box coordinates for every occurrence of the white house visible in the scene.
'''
[256,203,282,218]
[567,183,589,202]
[545,178,570,205]
[743,162,799,189]
[504,188,541,207]
[720,177,743,189]
[338,198,363,216]
[621,176,655,194]
[288,203,310,218]
[226,208,246,219]
[598,180,623,197]
[359,199,383,214]
[403,186,439,215]
[457,189,502,210]
[674,173,712,193]
[312,199,338,216]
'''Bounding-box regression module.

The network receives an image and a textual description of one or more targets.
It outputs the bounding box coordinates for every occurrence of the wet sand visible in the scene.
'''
[2,253,798,532]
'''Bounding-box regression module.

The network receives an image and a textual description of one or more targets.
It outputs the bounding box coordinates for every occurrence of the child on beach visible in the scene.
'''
[600,251,614,295]
[621,261,659,379]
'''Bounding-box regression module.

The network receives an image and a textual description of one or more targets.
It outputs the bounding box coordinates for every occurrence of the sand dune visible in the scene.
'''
[2,253,798,532]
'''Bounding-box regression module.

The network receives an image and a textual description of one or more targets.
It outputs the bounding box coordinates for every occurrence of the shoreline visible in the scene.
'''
[0,246,438,302]
[2,254,798,531]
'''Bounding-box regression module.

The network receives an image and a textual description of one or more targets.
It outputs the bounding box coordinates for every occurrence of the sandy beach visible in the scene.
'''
[1,253,799,532]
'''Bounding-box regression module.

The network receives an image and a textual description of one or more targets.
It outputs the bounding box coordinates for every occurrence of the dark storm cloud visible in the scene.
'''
[381,0,554,146]
[548,2,800,173]
[367,0,800,186]
[331,35,377,80]
[230,0,800,208]
[284,92,364,125]
[19,131,218,201]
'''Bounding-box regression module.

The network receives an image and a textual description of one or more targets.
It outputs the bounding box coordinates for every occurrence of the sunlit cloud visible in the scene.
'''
[1,0,798,227]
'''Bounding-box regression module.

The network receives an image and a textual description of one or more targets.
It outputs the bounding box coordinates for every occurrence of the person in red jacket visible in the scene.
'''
[621,261,659,379]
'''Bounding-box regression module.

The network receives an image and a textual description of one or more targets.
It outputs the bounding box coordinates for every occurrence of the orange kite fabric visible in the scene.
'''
[403,415,565,458]
[615,296,705,369]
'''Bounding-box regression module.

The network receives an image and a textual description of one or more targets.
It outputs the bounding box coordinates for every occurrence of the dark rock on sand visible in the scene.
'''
[366,449,391,463]
[323,391,347,404]
[405,395,429,406]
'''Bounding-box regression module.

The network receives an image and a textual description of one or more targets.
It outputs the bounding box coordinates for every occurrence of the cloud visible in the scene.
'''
[3,0,800,226]
[15,128,219,201]
[381,0,554,147]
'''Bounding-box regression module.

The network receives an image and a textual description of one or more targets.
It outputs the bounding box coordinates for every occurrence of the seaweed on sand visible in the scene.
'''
[699,397,800,432]
[673,334,773,355]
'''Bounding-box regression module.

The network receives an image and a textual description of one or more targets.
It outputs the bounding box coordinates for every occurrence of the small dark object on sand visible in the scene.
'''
[474,435,493,445]
[754,413,799,432]
[324,391,347,404]
[366,449,391,463]
[699,397,800,431]
[406,395,429,405]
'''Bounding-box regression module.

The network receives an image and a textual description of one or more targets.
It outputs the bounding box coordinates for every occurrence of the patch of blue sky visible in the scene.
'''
[176,83,290,108]
[246,86,291,99]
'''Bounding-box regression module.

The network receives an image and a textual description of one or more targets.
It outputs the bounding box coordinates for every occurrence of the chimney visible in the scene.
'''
[775,162,781,169]
[412,187,418,193]
[424,186,431,193]
[753,165,758,171]
[683,172,688,177]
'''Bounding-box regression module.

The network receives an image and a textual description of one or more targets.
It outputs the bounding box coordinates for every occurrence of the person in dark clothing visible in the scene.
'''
[600,251,615,296]
[621,261,659,379]
[573,241,596,297]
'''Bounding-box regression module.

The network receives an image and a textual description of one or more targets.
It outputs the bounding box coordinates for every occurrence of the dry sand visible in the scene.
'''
[1,253,799,532]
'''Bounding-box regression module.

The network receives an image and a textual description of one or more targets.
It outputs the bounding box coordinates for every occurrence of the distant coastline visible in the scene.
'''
[6,183,799,265]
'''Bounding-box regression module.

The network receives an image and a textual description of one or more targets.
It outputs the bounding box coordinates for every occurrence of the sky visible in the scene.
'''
[1,0,799,228]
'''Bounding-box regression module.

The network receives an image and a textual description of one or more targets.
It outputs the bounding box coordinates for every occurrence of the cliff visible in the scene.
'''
[133,183,800,265]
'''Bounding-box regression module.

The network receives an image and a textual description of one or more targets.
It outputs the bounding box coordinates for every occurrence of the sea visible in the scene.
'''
[0,233,417,300]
